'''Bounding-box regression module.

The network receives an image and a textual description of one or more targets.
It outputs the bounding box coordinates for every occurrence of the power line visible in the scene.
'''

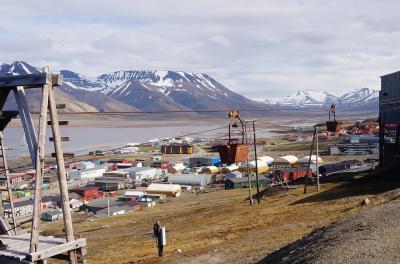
[30,107,333,115]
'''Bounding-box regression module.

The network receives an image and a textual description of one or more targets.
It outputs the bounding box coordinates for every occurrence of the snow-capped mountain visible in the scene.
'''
[264,88,379,110]
[0,61,40,75]
[338,88,379,105]
[265,91,337,106]
[0,62,103,112]
[61,68,265,112]
[0,61,378,114]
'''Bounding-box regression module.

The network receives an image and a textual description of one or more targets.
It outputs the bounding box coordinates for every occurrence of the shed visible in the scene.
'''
[124,190,145,199]
[225,175,268,190]
[41,210,63,221]
[223,171,243,181]
[144,193,166,201]
[147,183,181,197]
[274,167,312,182]
[168,174,212,186]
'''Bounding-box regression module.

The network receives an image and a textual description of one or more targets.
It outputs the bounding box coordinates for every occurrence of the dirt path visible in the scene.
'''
[259,191,400,264]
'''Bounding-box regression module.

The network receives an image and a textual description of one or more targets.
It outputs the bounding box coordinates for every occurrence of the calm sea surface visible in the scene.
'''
[4,125,277,158]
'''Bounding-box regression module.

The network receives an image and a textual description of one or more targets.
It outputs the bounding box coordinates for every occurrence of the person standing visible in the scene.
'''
[153,221,164,257]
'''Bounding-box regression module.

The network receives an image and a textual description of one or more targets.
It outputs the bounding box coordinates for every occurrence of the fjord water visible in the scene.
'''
[4,125,277,158]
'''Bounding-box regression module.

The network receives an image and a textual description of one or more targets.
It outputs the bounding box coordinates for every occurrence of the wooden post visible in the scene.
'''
[316,127,320,191]
[0,132,17,235]
[244,122,253,206]
[30,67,50,253]
[252,121,261,204]
[48,87,77,264]
[13,87,38,164]
[304,125,316,194]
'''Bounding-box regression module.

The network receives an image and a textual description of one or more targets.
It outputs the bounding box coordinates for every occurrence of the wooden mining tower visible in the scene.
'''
[0,68,86,263]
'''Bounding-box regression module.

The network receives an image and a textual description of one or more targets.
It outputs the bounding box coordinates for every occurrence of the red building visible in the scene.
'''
[70,187,100,201]
[9,173,24,184]
[274,167,312,182]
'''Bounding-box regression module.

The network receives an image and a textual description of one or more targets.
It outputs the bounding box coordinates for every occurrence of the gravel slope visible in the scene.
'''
[258,197,400,264]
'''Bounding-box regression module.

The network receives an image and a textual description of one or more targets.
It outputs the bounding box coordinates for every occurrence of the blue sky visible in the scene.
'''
[1,0,399,98]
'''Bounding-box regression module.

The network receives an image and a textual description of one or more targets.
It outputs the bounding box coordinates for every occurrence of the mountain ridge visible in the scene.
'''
[264,88,378,110]
[0,61,378,114]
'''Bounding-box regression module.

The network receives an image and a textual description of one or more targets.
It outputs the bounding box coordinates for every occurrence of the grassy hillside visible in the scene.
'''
[41,164,400,264]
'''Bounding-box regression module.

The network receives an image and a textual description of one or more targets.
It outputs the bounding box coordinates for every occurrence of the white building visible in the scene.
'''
[68,166,107,181]
[125,167,159,182]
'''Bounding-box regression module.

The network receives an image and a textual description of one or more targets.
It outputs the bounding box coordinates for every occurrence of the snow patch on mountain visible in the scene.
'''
[0,61,40,76]
[338,88,379,105]
[264,88,379,108]
[265,90,338,106]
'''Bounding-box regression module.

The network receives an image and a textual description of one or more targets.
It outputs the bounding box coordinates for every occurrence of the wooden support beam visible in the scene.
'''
[0,132,17,235]
[51,74,63,86]
[30,73,50,253]
[13,87,38,164]
[49,137,69,142]
[47,120,69,126]
[28,238,87,262]
[0,111,19,117]
[51,152,74,158]
[76,246,88,264]
[0,89,10,112]
[0,73,51,88]
[48,87,77,264]
[0,112,17,131]
[56,104,66,109]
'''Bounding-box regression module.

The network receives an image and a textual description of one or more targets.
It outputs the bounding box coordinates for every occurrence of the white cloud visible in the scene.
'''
[0,0,399,98]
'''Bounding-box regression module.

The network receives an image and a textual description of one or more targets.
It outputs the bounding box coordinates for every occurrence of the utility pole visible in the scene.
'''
[107,183,110,217]
[252,121,260,204]
[107,193,110,217]
[244,122,253,205]
[316,128,320,191]
[304,125,316,194]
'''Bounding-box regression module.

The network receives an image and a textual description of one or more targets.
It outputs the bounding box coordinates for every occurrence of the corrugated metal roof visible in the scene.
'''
[274,155,298,164]
[227,175,267,183]
[298,155,323,163]
[147,183,181,192]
